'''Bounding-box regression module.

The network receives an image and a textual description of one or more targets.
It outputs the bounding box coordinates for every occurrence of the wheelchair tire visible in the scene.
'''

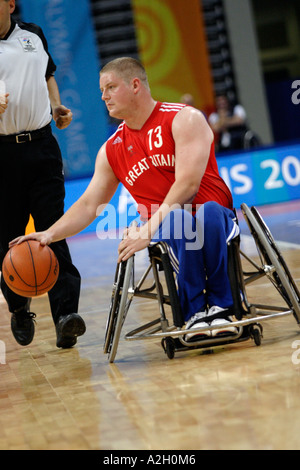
[161,337,176,359]
[241,204,300,323]
[103,256,134,362]
[249,323,263,346]
[103,262,123,355]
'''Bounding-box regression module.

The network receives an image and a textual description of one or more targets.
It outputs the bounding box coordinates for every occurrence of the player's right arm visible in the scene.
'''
[9,144,120,246]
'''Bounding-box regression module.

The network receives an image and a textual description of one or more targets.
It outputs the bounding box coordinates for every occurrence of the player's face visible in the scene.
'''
[0,0,15,39]
[100,71,135,120]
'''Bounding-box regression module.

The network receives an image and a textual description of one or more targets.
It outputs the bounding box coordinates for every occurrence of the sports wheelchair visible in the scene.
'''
[103,203,300,363]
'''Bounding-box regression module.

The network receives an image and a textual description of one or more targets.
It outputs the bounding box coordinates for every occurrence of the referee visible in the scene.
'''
[0,0,85,348]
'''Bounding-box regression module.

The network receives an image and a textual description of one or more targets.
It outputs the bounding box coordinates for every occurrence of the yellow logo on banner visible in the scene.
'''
[132,0,215,114]
[133,0,180,94]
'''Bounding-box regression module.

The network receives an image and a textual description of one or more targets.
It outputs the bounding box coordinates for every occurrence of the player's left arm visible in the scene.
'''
[118,107,213,261]
[170,106,213,204]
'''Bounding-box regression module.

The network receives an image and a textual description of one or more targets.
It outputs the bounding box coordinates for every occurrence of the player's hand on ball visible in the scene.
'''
[9,231,53,248]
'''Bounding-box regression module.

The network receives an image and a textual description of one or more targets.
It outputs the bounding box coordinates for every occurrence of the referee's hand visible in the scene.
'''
[0,93,9,114]
[53,105,73,130]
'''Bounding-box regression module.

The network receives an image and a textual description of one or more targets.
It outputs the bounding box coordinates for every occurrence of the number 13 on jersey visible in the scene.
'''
[148,126,163,151]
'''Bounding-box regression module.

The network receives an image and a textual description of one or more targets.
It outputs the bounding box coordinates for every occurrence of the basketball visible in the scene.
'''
[2,240,59,297]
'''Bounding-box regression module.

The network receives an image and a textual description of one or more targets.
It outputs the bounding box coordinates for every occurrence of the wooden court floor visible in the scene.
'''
[0,200,300,450]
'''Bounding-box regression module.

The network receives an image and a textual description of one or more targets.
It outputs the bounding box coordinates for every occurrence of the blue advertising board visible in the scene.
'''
[65,142,300,236]
[19,0,108,178]
[218,143,300,208]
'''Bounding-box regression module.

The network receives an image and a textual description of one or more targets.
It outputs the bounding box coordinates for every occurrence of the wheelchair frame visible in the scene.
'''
[103,203,300,363]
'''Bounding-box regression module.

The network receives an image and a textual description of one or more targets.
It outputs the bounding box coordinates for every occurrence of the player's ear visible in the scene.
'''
[132,78,141,94]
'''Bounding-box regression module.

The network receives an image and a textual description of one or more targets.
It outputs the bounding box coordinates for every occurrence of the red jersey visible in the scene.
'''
[106,101,233,220]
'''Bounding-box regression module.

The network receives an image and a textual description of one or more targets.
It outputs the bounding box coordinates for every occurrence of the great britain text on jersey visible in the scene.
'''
[125,153,175,186]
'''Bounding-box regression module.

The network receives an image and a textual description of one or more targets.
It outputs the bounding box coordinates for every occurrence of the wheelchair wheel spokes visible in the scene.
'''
[241,203,300,322]
[251,206,300,295]
[251,206,300,306]
[105,256,135,363]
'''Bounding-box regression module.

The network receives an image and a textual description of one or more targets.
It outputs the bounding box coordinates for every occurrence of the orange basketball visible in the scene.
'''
[2,240,59,297]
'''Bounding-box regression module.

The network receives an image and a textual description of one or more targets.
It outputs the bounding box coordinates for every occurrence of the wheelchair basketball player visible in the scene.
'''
[10,57,240,342]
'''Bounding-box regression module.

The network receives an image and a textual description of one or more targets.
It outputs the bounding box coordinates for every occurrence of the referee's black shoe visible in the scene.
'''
[11,308,36,346]
[56,313,86,349]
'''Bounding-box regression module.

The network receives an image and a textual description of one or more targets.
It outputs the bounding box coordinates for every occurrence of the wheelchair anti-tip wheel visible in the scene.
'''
[103,256,134,363]
[161,337,176,359]
[248,323,263,346]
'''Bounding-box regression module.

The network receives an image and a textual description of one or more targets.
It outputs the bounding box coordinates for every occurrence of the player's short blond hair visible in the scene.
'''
[100,57,150,90]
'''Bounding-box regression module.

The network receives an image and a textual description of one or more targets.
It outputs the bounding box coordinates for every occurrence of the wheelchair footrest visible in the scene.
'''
[161,323,263,358]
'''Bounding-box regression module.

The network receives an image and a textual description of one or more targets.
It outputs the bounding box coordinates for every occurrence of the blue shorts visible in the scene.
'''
[150,201,239,321]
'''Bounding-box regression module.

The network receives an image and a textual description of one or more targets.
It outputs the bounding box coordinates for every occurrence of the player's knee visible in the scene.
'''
[201,201,224,234]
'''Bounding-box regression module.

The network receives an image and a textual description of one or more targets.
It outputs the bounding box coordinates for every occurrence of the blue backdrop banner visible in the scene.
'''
[218,142,300,208]
[19,0,108,178]
[62,142,300,236]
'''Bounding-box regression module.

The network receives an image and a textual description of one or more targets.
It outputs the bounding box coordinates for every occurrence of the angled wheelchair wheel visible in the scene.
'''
[103,256,134,362]
[241,203,300,323]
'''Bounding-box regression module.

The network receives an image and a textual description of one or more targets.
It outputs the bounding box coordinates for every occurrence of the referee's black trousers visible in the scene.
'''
[0,131,81,324]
